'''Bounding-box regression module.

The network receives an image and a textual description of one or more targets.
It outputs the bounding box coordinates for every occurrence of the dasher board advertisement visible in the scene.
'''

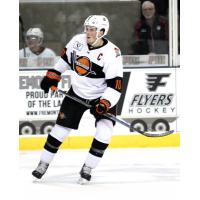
[121,68,178,119]
[19,70,71,120]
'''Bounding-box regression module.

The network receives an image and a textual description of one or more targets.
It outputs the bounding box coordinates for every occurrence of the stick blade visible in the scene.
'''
[131,129,174,137]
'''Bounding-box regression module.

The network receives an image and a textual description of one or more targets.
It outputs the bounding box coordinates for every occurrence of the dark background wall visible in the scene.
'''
[19,1,141,55]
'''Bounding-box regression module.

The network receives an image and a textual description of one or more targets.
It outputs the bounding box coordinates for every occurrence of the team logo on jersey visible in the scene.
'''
[73,41,83,51]
[74,56,96,76]
[58,112,66,120]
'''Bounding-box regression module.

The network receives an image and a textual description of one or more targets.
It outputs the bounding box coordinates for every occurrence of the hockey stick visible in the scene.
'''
[19,13,26,57]
[51,86,174,137]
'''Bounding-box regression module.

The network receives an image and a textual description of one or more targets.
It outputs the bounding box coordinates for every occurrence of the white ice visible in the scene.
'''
[18,147,181,200]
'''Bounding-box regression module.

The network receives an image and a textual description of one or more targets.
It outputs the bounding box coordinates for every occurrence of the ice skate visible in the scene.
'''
[32,161,49,179]
[77,164,92,185]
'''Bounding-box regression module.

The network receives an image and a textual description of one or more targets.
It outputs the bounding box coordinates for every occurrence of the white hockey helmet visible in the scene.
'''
[84,15,109,37]
[26,28,44,39]
[26,28,44,46]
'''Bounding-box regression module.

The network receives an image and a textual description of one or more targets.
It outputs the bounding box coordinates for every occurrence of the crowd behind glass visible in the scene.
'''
[19,0,179,68]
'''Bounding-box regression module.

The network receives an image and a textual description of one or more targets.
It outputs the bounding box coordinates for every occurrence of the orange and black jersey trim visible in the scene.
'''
[60,47,71,67]
[60,47,122,91]
[106,77,123,92]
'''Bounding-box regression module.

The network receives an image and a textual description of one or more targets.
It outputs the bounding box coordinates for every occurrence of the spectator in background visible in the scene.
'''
[139,0,169,16]
[133,1,168,55]
[19,28,57,67]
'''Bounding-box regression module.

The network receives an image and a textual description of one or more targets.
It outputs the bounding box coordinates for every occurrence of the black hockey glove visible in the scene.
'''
[40,69,61,93]
[92,99,111,115]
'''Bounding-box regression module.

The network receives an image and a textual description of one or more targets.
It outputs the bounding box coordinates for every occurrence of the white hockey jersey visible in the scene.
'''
[54,33,123,107]
[19,47,56,67]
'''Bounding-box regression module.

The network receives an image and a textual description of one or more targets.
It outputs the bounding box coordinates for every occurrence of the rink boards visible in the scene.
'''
[19,133,180,150]
[19,63,180,150]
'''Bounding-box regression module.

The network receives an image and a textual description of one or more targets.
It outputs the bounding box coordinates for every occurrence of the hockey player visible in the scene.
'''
[19,28,56,67]
[32,15,123,184]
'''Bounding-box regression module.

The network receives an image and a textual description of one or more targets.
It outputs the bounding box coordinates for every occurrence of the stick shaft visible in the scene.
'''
[53,87,174,137]
[56,88,131,128]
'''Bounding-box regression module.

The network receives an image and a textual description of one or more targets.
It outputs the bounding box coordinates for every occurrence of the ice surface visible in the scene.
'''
[18,148,180,200]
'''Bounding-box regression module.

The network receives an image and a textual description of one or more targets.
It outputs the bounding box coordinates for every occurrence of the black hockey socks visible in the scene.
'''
[89,138,109,158]
[44,134,62,153]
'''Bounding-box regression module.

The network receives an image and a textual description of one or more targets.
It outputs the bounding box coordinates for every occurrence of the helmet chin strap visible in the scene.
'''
[91,30,104,47]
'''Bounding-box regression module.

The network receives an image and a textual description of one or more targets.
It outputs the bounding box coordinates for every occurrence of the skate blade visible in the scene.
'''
[77,177,90,185]
[32,177,41,183]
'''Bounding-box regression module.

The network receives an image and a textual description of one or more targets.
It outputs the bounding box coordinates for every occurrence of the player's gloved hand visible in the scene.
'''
[40,69,61,93]
[95,99,111,115]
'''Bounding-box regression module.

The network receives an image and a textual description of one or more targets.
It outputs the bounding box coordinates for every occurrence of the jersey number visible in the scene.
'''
[115,79,122,91]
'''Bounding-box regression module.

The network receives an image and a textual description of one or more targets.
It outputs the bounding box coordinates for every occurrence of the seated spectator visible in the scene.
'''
[139,0,169,16]
[19,28,56,67]
[133,1,168,55]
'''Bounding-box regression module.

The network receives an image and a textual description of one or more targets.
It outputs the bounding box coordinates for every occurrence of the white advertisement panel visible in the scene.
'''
[19,70,71,120]
[121,68,178,119]
[19,67,179,135]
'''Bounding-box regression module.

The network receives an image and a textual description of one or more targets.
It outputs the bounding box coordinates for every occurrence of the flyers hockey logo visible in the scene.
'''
[74,56,96,76]
[146,73,170,91]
